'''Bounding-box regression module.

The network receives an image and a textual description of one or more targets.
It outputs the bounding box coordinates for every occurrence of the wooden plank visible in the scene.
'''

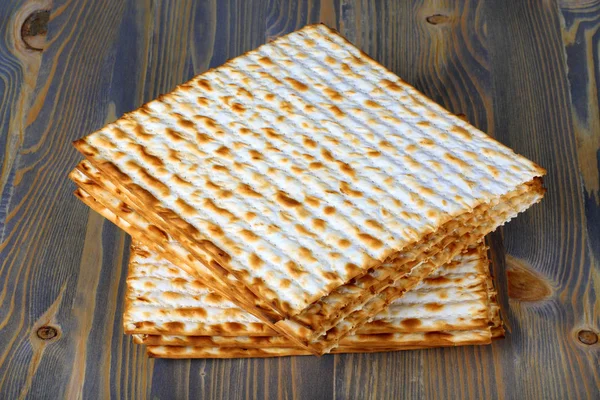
[331,1,502,399]
[0,0,598,399]
[486,0,600,399]
[332,1,599,399]
[558,0,600,282]
[0,1,147,399]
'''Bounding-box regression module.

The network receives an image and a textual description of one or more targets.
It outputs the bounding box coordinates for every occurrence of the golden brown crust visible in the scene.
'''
[145,331,494,358]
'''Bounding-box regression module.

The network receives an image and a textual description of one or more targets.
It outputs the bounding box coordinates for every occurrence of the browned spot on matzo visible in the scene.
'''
[215,146,231,158]
[304,195,320,207]
[298,247,317,263]
[450,126,472,140]
[444,153,471,169]
[345,263,361,276]
[365,220,384,231]
[196,97,210,107]
[195,132,212,144]
[329,105,345,118]
[239,229,259,242]
[303,137,318,149]
[238,184,262,198]
[312,218,326,230]
[203,199,236,220]
[231,103,246,113]
[358,233,384,249]
[249,253,265,270]
[338,239,351,248]
[380,79,403,92]
[177,118,195,129]
[248,150,263,160]
[295,224,316,238]
[324,88,343,101]
[197,80,212,91]
[339,181,362,197]
[286,261,307,278]
[258,56,274,66]
[364,100,382,109]
[400,318,423,329]
[284,77,309,92]
[276,192,302,208]
[425,303,445,312]
[165,128,185,142]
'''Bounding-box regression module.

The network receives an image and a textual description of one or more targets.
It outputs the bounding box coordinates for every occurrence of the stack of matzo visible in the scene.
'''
[130,242,505,358]
[70,24,545,357]
[74,190,505,358]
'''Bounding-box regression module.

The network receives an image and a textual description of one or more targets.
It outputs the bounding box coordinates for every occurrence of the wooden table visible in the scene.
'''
[1,1,598,399]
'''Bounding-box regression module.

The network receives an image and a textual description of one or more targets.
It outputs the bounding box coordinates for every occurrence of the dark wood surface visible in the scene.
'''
[1,0,598,399]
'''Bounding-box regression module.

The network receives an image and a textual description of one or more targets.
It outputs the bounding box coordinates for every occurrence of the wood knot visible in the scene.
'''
[506,255,552,302]
[426,14,450,25]
[21,10,50,51]
[577,330,598,346]
[36,326,58,340]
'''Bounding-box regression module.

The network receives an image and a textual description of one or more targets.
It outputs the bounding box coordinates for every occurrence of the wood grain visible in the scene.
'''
[559,0,600,297]
[0,0,598,399]
[486,1,599,399]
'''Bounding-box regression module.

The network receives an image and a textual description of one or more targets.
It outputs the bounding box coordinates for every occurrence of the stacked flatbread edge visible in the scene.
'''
[74,186,505,358]
[130,241,503,358]
[70,23,545,357]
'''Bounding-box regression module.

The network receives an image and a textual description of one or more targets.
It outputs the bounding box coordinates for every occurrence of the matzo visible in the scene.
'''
[71,172,503,343]
[75,171,505,359]
[145,326,500,358]
[123,241,504,358]
[72,24,544,353]
[144,319,505,358]
[73,182,495,337]
[71,165,282,323]
[72,160,537,353]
